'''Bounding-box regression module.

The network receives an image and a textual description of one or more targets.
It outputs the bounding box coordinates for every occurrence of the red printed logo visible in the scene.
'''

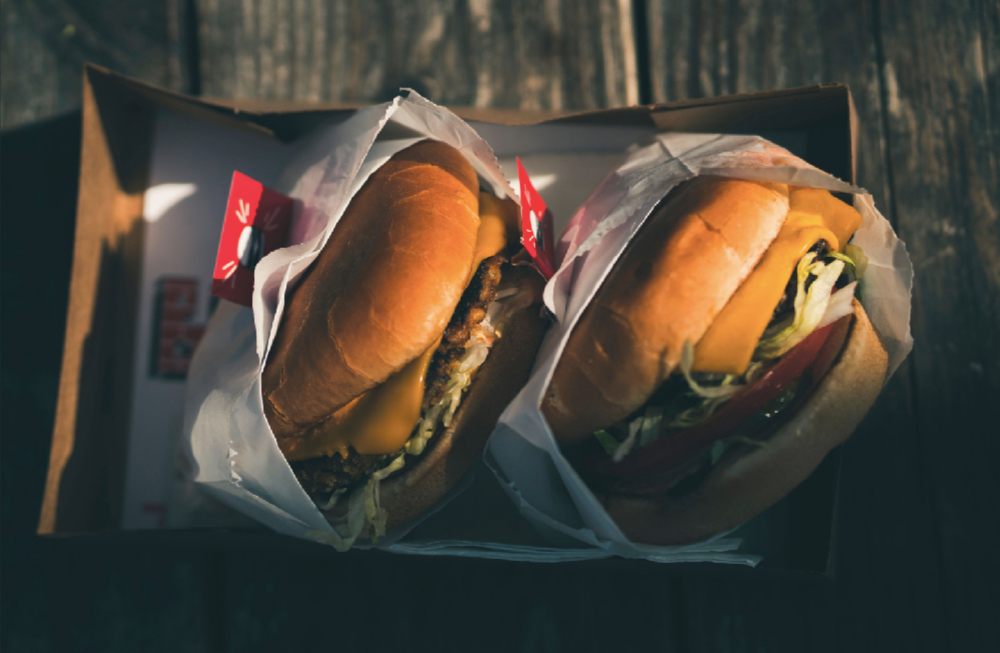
[141,501,168,528]
[516,158,556,279]
[152,277,205,379]
[212,171,293,306]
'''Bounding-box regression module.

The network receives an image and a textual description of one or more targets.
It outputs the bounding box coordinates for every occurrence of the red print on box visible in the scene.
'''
[151,277,205,379]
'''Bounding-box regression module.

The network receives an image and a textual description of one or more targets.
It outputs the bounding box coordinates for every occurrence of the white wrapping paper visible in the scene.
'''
[486,133,914,562]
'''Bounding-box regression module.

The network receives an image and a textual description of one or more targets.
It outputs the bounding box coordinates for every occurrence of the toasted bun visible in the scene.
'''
[263,141,481,438]
[543,177,791,443]
[599,300,888,544]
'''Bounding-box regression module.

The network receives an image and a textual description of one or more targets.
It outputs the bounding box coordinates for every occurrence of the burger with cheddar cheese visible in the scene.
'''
[263,140,546,546]
[543,177,888,544]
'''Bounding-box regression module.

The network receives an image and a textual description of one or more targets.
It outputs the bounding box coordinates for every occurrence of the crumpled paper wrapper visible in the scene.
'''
[485,132,913,562]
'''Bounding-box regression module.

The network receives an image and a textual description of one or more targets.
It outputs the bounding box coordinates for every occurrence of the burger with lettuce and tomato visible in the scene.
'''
[542,177,888,544]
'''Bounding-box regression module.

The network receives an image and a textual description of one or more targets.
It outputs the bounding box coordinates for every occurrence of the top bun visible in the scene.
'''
[264,140,481,439]
[543,177,791,444]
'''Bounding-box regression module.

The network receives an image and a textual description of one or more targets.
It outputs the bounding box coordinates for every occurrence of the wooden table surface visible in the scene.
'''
[1,1,997,651]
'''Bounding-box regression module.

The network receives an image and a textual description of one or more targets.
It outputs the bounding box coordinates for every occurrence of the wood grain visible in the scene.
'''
[2,1,997,651]
[644,1,977,651]
[0,0,187,128]
[217,548,692,653]
[874,1,1000,650]
[194,0,639,109]
[2,538,223,652]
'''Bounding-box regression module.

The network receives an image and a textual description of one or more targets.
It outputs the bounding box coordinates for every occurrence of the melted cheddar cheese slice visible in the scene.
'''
[284,345,438,461]
[787,187,861,246]
[475,192,515,266]
[691,189,861,375]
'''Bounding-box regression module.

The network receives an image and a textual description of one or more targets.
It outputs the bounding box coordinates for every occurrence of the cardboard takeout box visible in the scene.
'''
[38,64,859,574]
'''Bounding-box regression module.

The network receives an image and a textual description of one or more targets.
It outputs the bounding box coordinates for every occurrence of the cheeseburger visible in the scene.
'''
[263,140,546,543]
[543,177,888,544]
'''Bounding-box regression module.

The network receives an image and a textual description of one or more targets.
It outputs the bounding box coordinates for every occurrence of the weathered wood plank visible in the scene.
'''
[218,548,692,653]
[194,0,639,109]
[673,573,837,653]
[2,537,223,652]
[0,0,187,128]
[875,1,1000,650]
[5,2,995,651]
[645,1,958,651]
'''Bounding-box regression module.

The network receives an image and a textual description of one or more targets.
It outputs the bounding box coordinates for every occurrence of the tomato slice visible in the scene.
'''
[576,316,852,492]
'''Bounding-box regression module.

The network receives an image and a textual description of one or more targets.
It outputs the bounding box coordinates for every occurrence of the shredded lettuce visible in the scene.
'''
[651,341,744,429]
[407,404,443,456]
[309,452,406,551]
[827,250,855,271]
[444,324,493,424]
[638,405,664,446]
[407,318,496,456]
[308,481,370,552]
[612,419,642,462]
[667,396,728,429]
[742,360,766,384]
[818,281,857,329]
[604,405,668,461]
[362,454,406,540]
[594,429,620,456]
[319,488,347,511]
[755,253,845,360]
[679,341,744,399]
[600,347,742,454]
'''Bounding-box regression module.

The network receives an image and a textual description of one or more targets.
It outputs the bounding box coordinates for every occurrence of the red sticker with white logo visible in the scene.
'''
[212,171,293,306]
[516,157,556,279]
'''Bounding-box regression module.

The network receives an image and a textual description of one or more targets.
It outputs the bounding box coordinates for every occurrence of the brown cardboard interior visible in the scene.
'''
[40,65,855,573]
[39,71,151,534]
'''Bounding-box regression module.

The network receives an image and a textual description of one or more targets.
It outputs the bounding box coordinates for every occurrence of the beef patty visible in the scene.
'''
[292,255,505,500]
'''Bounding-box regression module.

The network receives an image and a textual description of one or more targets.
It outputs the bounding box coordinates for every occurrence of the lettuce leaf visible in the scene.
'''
[818,281,857,329]
[612,419,641,462]
[755,253,845,360]
[594,429,620,456]
[679,341,744,399]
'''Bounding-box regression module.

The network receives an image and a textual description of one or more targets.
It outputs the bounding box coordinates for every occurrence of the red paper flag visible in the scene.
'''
[212,171,293,306]
[516,158,556,279]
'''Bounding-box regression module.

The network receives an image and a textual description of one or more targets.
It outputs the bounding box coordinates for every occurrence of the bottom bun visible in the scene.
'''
[322,289,548,535]
[598,300,888,545]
